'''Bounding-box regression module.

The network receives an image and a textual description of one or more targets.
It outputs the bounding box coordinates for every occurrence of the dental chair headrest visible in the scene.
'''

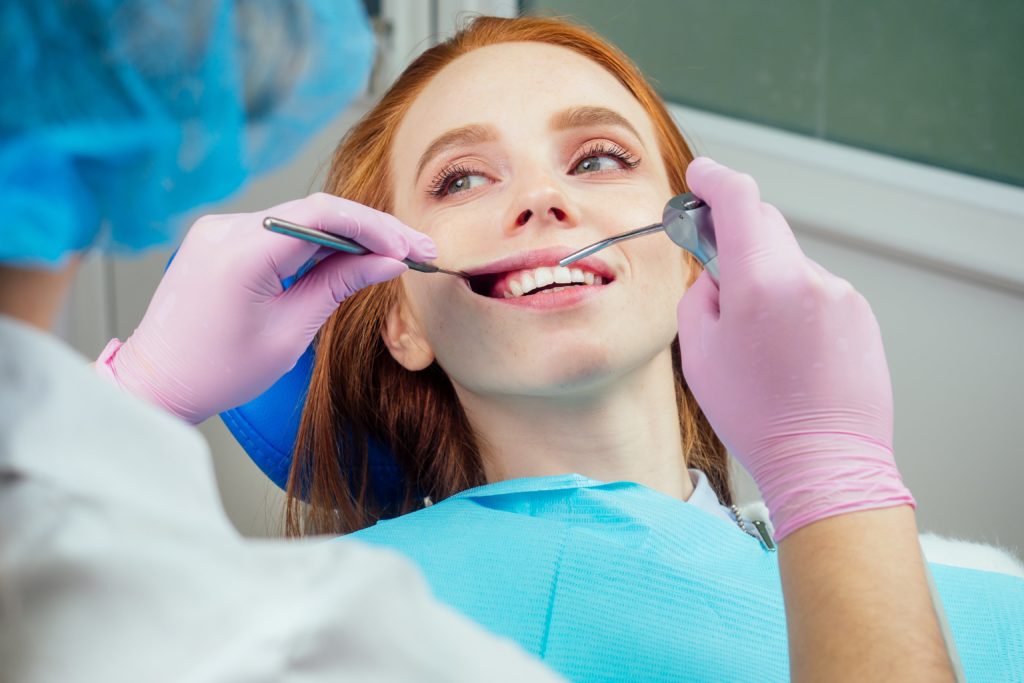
[219,345,408,507]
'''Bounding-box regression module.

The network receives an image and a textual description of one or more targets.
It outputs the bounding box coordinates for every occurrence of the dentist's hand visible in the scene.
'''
[95,193,436,424]
[676,157,914,541]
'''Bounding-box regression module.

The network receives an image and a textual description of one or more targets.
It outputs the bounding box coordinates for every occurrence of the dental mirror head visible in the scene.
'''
[662,192,719,284]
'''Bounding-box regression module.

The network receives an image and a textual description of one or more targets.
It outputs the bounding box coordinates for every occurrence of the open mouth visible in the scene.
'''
[468,265,614,299]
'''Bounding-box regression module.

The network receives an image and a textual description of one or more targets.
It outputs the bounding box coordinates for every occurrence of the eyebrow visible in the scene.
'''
[415,124,497,181]
[414,106,644,183]
[549,105,643,141]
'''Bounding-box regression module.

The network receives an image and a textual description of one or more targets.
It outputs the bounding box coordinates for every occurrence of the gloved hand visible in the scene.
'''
[676,157,915,541]
[95,193,437,424]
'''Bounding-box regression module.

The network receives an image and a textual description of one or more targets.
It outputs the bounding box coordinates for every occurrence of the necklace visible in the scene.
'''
[729,504,777,552]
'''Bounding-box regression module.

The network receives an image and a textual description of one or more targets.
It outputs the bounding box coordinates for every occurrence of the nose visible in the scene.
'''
[505,176,580,234]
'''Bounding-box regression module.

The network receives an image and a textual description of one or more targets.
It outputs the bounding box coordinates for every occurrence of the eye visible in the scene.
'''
[428,164,490,198]
[570,142,640,176]
[572,155,623,174]
[443,173,489,195]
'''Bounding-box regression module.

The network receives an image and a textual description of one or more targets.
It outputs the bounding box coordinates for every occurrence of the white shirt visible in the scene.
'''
[0,315,563,683]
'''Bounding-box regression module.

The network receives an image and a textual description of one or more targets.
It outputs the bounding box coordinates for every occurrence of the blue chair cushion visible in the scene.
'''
[219,342,410,506]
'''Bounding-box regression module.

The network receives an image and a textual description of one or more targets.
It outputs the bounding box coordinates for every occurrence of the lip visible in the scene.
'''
[461,245,616,281]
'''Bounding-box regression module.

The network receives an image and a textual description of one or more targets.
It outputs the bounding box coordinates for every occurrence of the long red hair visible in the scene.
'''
[285,15,730,536]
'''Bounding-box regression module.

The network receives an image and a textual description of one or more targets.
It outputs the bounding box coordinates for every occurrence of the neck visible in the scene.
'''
[456,347,694,501]
[0,262,79,331]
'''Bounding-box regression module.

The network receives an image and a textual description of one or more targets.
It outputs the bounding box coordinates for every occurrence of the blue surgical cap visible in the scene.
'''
[0,0,375,267]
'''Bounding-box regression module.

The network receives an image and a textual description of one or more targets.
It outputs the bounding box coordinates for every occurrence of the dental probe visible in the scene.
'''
[263,217,471,280]
[559,192,719,284]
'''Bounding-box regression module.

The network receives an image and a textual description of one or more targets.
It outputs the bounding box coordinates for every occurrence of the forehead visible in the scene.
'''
[393,41,657,159]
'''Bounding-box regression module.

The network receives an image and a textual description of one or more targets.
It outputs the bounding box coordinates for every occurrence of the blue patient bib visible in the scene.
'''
[352,475,1024,682]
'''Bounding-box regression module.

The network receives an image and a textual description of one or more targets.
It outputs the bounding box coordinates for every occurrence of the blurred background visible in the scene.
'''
[57,0,1024,554]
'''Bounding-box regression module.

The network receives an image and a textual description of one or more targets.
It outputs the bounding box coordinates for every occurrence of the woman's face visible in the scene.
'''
[387,42,689,398]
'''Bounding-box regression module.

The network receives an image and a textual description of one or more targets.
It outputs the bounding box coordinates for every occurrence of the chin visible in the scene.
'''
[448,328,675,397]
[516,344,622,395]
[540,348,610,389]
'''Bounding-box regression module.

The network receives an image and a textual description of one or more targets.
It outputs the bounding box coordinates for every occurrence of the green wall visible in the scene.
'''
[526,0,1024,187]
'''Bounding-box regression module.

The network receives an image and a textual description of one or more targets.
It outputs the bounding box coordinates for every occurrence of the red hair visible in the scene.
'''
[285,15,730,536]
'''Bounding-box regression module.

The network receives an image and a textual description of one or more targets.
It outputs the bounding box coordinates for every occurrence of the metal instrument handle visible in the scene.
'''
[262,217,469,279]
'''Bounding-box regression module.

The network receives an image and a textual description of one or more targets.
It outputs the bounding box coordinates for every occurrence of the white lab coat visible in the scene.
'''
[0,315,563,683]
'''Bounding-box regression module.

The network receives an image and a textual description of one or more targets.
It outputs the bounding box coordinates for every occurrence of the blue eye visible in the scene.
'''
[428,164,490,198]
[573,154,624,174]
[570,143,640,176]
[443,172,489,195]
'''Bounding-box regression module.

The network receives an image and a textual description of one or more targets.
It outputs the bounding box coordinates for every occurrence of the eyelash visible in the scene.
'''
[425,142,642,198]
[427,163,478,198]
[575,142,641,172]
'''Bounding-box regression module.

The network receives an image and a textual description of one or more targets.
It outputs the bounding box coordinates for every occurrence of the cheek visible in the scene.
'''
[634,238,691,301]
[395,187,505,250]
[399,271,474,347]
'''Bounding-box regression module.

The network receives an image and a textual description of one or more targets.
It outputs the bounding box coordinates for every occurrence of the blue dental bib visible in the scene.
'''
[351,475,1024,682]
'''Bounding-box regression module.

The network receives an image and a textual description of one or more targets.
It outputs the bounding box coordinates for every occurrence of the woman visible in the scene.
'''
[289,16,727,534]
[104,15,1022,683]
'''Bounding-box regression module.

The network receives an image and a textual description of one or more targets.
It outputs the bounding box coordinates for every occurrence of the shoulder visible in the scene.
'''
[737,501,1024,578]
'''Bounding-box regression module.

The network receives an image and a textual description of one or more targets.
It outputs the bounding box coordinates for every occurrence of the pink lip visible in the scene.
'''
[462,245,615,281]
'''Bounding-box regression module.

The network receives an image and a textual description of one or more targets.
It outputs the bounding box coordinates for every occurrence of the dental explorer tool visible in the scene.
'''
[263,217,471,280]
[558,192,719,284]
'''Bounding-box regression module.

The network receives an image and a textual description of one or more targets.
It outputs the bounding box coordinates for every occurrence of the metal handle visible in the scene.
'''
[263,217,370,255]
[262,217,469,279]
[558,222,666,267]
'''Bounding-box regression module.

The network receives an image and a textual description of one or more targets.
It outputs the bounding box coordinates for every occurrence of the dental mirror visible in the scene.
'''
[558,192,719,284]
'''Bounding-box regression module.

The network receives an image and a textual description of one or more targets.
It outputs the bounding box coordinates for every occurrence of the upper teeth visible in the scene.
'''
[497,266,605,298]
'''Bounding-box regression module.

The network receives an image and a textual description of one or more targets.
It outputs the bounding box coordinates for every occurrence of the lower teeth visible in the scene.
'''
[509,285,578,298]
[499,284,596,298]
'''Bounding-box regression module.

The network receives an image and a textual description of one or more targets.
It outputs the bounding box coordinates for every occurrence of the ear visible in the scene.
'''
[381,289,436,372]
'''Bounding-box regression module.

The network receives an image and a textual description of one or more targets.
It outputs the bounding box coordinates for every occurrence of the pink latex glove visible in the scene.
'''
[676,157,915,541]
[95,193,437,424]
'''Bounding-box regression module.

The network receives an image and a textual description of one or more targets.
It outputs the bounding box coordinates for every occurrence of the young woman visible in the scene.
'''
[289,16,726,535]
[103,15,1022,683]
